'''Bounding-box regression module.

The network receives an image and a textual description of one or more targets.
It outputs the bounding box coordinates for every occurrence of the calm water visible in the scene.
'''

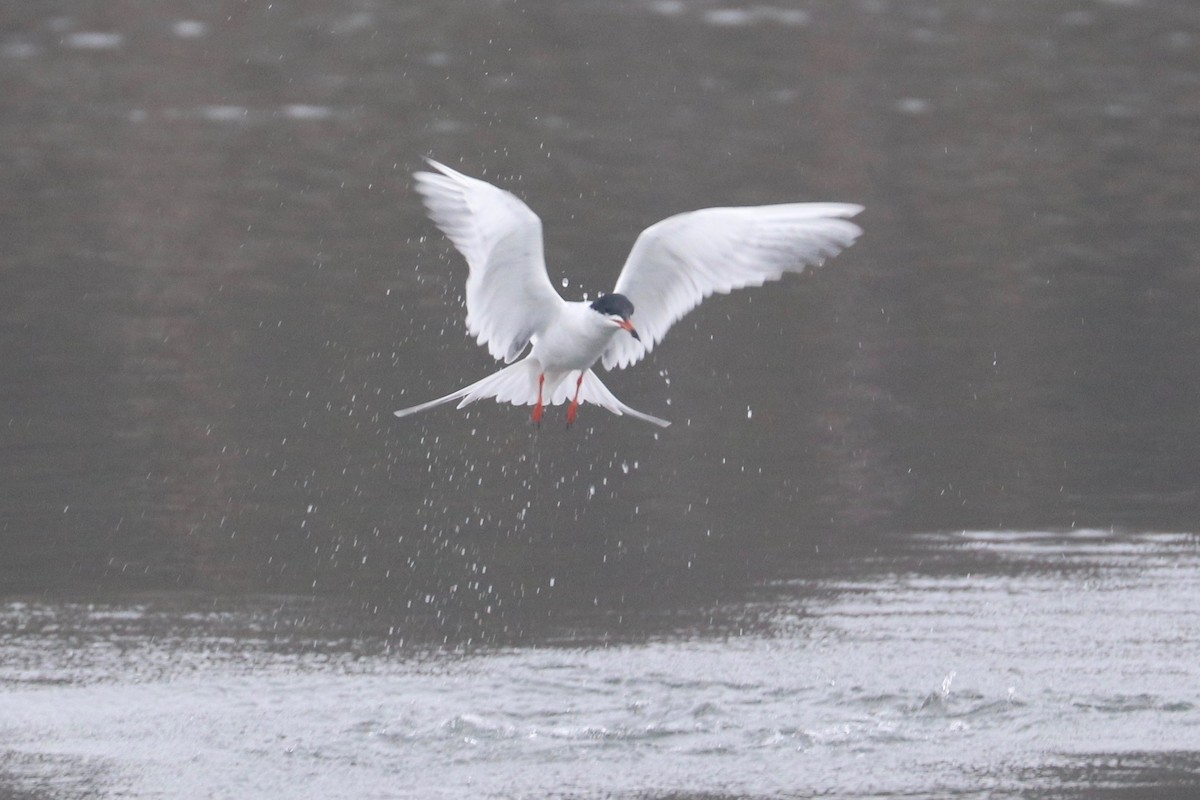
[2,0,1199,797]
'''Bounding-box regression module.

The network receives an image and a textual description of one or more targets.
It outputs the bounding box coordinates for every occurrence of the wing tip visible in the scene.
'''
[414,157,467,186]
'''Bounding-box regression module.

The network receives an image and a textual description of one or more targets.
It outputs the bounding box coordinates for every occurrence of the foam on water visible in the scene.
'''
[63,31,123,50]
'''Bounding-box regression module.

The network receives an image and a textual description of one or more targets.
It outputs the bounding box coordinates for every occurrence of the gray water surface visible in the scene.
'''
[3,0,1199,797]
[4,531,1200,798]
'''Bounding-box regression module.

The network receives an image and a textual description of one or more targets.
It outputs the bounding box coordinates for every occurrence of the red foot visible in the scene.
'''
[532,373,545,427]
[566,373,584,429]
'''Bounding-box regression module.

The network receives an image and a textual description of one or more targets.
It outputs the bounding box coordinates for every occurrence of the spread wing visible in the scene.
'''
[414,160,564,363]
[601,203,864,370]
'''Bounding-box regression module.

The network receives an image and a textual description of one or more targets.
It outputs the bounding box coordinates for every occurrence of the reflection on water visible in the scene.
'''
[3,532,1198,798]
[3,0,1200,796]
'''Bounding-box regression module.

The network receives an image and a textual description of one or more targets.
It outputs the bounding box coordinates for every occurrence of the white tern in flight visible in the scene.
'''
[394,159,863,428]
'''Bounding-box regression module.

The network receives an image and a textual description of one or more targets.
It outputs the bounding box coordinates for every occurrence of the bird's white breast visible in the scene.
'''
[530,301,619,372]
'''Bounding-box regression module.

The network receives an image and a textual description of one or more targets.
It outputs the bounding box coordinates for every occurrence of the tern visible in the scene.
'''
[394,160,863,428]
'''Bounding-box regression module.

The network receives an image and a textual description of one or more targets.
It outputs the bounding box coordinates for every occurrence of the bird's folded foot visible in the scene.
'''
[566,372,583,429]
[532,372,546,427]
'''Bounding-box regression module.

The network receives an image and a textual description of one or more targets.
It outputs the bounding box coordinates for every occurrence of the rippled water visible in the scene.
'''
[4,530,1199,799]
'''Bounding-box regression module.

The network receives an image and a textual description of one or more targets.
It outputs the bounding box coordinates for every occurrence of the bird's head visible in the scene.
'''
[590,293,640,340]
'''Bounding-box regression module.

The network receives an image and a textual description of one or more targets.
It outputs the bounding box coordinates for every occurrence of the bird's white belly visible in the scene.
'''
[531,304,618,372]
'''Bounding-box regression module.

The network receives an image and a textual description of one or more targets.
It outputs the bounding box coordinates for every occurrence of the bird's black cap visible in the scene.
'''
[590,293,634,319]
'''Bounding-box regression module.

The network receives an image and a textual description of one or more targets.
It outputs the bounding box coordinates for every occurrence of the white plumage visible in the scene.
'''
[603,203,864,370]
[394,159,863,428]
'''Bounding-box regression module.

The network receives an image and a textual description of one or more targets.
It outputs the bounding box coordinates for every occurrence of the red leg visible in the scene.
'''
[532,373,545,426]
[566,372,585,427]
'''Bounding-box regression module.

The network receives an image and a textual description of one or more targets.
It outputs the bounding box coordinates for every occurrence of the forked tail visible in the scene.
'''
[394,359,670,427]
[565,370,671,427]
